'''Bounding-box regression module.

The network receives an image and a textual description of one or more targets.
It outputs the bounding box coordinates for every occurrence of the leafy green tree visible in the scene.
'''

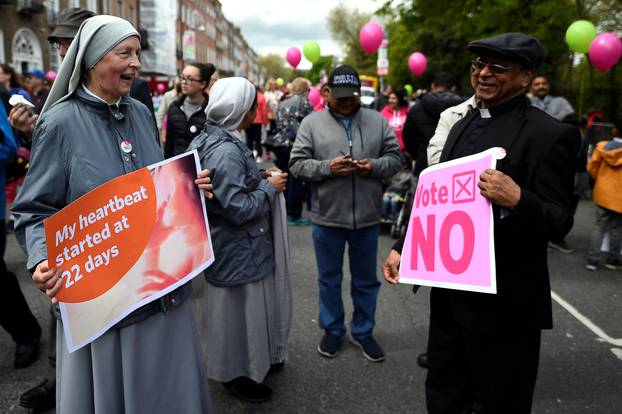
[380,0,620,116]
[258,53,292,82]
[383,0,576,92]
[306,55,336,85]
[327,4,378,76]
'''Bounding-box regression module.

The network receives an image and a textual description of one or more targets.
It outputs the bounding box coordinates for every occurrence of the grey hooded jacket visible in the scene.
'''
[289,107,401,229]
[188,124,276,286]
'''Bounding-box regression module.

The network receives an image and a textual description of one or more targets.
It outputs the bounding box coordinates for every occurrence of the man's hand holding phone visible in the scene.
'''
[354,159,372,176]
[330,154,357,176]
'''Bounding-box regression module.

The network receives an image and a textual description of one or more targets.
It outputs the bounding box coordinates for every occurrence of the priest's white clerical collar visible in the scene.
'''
[479,108,492,118]
[82,84,122,107]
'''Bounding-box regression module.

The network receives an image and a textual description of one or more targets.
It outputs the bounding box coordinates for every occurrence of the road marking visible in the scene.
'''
[611,348,622,361]
[551,290,622,347]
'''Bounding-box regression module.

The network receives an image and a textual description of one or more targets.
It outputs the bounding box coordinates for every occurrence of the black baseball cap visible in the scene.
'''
[328,65,361,99]
[48,8,95,42]
[467,33,545,68]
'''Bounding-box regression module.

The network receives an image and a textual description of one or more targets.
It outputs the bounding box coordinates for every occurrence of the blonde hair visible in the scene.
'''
[291,77,310,96]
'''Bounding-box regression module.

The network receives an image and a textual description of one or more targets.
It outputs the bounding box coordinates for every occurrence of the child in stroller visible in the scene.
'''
[381,157,414,227]
[381,157,418,238]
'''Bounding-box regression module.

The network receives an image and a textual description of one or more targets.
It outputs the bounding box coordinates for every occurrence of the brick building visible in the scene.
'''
[1,0,257,82]
[0,0,139,74]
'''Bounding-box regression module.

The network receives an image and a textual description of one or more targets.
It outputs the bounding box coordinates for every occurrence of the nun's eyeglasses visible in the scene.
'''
[179,75,203,84]
[471,59,513,75]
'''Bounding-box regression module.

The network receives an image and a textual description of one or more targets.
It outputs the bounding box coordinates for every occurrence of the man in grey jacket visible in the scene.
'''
[289,65,401,362]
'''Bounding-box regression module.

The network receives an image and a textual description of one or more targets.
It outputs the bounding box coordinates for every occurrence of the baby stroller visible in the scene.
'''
[390,170,418,239]
[381,158,418,239]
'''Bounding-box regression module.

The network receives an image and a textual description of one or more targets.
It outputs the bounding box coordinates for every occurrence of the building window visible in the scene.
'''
[49,44,60,72]
[11,28,43,74]
[102,0,110,14]
[128,6,135,25]
[86,0,97,12]
[69,0,80,8]
[47,0,60,26]
[0,30,4,64]
[117,0,123,18]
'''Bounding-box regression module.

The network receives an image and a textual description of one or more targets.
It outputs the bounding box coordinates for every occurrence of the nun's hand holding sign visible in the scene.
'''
[195,169,214,200]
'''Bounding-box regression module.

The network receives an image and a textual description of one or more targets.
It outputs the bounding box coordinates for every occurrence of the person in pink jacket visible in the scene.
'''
[380,88,409,152]
[247,87,269,162]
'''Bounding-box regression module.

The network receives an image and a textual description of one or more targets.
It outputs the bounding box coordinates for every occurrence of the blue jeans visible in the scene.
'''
[312,224,381,340]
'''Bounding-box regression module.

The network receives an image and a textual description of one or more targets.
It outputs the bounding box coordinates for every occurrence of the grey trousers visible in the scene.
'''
[588,206,622,263]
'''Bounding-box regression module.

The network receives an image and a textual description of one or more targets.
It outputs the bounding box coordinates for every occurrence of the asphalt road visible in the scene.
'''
[1,199,621,413]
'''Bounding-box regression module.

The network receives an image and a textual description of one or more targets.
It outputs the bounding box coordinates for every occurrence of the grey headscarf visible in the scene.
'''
[41,15,139,116]
[205,77,256,131]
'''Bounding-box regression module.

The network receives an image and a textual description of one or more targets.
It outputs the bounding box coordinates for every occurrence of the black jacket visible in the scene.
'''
[130,78,158,146]
[396,95,581,332]
[164,94,208,158]
[402,91,464,174]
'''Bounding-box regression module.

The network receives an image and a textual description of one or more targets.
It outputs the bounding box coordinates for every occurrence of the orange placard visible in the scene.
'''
[44,168,157,303]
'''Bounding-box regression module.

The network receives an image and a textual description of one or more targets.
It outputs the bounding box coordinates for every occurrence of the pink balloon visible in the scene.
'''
[45,70,57,82]
[156,83,165,94]
[286,47,302,69]
[408,52,428,76]
[359,22,384,53]
[308,86,321,109]
[588,32,622,72]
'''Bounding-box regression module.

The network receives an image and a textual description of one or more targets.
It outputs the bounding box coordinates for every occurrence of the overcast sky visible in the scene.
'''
[221,0,382,69]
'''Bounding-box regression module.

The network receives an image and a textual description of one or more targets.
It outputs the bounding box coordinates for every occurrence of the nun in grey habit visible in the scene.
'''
[12,15,213,413]
[188,77,293,403]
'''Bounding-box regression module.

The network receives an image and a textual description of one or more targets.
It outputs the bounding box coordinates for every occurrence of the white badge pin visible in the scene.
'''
[190,125,197,133]
[121,140,132,153]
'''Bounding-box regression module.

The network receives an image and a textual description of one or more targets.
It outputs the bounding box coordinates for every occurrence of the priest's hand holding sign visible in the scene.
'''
[477,169,521,208]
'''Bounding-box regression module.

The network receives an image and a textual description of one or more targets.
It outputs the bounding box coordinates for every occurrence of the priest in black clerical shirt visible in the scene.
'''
[383,33,580,414]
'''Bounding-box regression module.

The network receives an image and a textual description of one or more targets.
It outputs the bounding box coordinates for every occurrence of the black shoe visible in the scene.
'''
[350,335,385,362]
[586,259,599,271]
[472,400,484,413]
[605,258,622,270]
[268,362,285,375]
[416,352,429,368]
[19,379,55,410]
[317,333,343,358]
[222,377,272,403]
[14,339,40,369]
[548,240,573,254]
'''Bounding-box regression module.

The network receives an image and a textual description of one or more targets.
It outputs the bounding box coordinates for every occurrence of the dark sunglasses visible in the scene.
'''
[471,59,513,75]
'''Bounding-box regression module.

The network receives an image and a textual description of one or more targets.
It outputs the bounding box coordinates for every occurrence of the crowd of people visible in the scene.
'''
[0,6,620,414]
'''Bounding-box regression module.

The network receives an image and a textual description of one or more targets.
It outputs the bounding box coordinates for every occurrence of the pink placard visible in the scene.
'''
[399,148,506,294]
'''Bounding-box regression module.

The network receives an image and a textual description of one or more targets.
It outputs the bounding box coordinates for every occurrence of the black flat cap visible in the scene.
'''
[467,32,545,68]
[48,8,95,42]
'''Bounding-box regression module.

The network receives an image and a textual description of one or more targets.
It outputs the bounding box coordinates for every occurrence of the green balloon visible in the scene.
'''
[565,20,597,53]
[404,84,413,95]
[303,41,321,63]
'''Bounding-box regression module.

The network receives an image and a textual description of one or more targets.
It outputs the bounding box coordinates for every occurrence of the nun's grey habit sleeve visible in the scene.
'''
[13,116,69,271]
[205,141,276,227]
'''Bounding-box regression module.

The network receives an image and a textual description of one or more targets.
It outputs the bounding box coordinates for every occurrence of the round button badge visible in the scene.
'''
[190,125,197,133]
[121,140,132,153]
